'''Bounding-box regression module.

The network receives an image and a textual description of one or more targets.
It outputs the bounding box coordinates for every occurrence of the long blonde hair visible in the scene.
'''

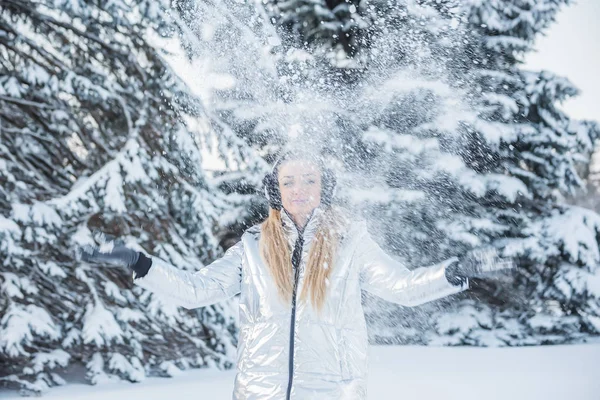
[259,206,344,313]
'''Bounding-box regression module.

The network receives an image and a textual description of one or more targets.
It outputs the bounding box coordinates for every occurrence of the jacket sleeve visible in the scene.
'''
[132,240,244,309]
[354,222,468,307]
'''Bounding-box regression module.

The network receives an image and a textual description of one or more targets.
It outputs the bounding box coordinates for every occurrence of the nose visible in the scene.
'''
[292,185,306,196]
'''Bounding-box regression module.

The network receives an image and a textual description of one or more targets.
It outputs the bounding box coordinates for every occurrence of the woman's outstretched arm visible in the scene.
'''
[79,237,244,309]
[132,241,244,309]
[353,222,468,307]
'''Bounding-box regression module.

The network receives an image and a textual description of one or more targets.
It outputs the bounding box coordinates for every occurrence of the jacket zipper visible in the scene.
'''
[286,233,304,400]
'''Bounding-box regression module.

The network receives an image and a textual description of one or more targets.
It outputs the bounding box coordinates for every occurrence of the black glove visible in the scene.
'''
[79,243,140,268]
[445,246,514,286]
[76,233,152,277]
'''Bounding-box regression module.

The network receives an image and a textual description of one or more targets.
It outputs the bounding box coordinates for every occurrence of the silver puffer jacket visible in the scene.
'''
[134,206,468,399]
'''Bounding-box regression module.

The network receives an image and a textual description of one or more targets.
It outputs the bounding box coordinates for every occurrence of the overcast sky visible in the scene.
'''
[523,0,600,122]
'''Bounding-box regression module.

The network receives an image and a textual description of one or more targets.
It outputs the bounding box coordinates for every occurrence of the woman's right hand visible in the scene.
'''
[77,233,140,269]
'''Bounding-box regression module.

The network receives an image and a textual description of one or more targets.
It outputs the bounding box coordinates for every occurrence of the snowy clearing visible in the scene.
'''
[2,344,599,400]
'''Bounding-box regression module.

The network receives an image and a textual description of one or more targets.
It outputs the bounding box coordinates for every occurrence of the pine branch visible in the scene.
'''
[0,95,56,109]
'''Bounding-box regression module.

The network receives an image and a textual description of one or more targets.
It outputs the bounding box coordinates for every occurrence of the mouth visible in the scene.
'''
[292,199,308,204]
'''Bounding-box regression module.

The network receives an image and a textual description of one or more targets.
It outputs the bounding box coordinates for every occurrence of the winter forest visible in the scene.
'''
[1,0,600,397]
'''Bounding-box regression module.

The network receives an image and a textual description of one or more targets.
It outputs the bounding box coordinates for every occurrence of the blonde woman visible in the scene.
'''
[80,149,513,399]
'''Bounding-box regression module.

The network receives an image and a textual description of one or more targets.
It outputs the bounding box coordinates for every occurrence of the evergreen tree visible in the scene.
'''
[0,0,257,393]
[431,0,600,344]
[264,0,365,62]
[261,0,600,344]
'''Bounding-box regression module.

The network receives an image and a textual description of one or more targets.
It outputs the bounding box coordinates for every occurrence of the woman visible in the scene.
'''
[80,149,512,399]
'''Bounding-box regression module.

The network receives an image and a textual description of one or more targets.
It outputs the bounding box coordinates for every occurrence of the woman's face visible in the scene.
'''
[278,159,322,217]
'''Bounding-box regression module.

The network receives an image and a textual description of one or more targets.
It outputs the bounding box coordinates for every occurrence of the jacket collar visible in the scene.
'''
[281,206,324,247]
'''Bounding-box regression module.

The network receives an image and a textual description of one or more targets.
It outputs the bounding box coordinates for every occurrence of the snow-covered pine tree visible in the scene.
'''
[262,0,464,70]
[0,0,258,394]
[263,0,366,64]
[259,0,600,344]
[430,0,600,345]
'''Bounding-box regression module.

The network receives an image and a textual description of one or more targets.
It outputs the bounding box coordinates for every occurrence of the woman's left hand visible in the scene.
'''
[445,246,514,285]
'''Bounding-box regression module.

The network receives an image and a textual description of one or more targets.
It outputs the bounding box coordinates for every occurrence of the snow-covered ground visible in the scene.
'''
[2,344,599,399]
